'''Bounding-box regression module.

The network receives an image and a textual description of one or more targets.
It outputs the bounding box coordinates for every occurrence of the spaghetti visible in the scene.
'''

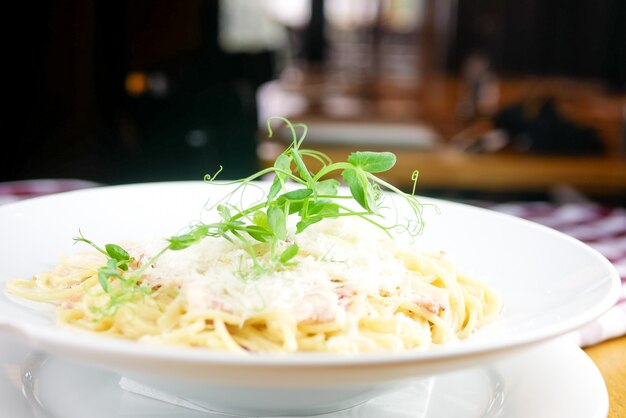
[6,217,501,353]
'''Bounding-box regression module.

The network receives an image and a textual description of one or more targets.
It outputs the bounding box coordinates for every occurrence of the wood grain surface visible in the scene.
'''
[585,335,626,418]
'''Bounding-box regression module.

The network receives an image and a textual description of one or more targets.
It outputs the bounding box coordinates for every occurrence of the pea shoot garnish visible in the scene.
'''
[73,232,153,318]
[75,117,427,317]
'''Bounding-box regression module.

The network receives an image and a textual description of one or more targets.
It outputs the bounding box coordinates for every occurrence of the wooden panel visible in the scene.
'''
[585,336,626,418]
[259,140,626,195]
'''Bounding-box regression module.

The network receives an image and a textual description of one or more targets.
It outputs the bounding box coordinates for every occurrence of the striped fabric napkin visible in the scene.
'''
[0,179,624,347]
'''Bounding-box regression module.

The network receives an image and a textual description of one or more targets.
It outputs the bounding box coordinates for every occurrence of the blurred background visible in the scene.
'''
[1,0,625,203]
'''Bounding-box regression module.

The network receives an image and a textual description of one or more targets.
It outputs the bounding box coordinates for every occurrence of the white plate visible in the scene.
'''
[0,336,608,418]
[0,181,620,415]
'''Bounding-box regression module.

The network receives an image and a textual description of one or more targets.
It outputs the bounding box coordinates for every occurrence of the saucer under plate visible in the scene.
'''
[0,337,608,418]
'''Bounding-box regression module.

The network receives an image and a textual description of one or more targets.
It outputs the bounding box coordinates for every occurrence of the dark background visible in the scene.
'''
[449,0,625,86]
[1,0,624,184]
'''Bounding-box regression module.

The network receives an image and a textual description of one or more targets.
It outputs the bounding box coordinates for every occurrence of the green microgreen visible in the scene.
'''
[74,116,428,319]
[73,232,153,316]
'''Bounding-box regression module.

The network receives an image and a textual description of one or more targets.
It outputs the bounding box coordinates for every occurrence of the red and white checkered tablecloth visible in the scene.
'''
[0,179,101,205]
[1,179,625,347]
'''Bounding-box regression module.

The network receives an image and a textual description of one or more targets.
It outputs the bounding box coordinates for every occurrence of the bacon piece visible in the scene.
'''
[415,299,445,315]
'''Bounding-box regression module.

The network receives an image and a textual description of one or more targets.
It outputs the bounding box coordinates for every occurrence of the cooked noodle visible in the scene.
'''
[6,218,501,353]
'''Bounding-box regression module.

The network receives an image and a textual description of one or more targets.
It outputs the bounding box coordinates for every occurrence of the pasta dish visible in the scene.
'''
[5,118,501,353]
[7,217,500,353]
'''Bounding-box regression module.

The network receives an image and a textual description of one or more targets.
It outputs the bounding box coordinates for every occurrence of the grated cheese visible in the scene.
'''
[136,218,445,322]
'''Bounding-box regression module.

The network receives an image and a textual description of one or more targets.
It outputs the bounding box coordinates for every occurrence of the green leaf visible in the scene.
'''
[98,270,110,293]
[296,217,322,233]
[314,179,339,196]
[243,225,272,242]
[291,150,312,181]
[106,258,120,272]
[348,151,396,173]
[279,188,313,201]
[168,225,208,250]
[342,168,368,210]
[307,201,340,217]
[168,234,198,250]
[267,177,282,202]
[287,201,303,215]
[253,210,269,229]
[274,153,292,175]
[279,244,299,263]
[105,244,130,261]
[342,167,380,213]
[267,206,287,240]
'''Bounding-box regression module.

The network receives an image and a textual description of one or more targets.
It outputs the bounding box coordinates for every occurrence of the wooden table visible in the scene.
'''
[258,140,626,199]
[585,336,626,417]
